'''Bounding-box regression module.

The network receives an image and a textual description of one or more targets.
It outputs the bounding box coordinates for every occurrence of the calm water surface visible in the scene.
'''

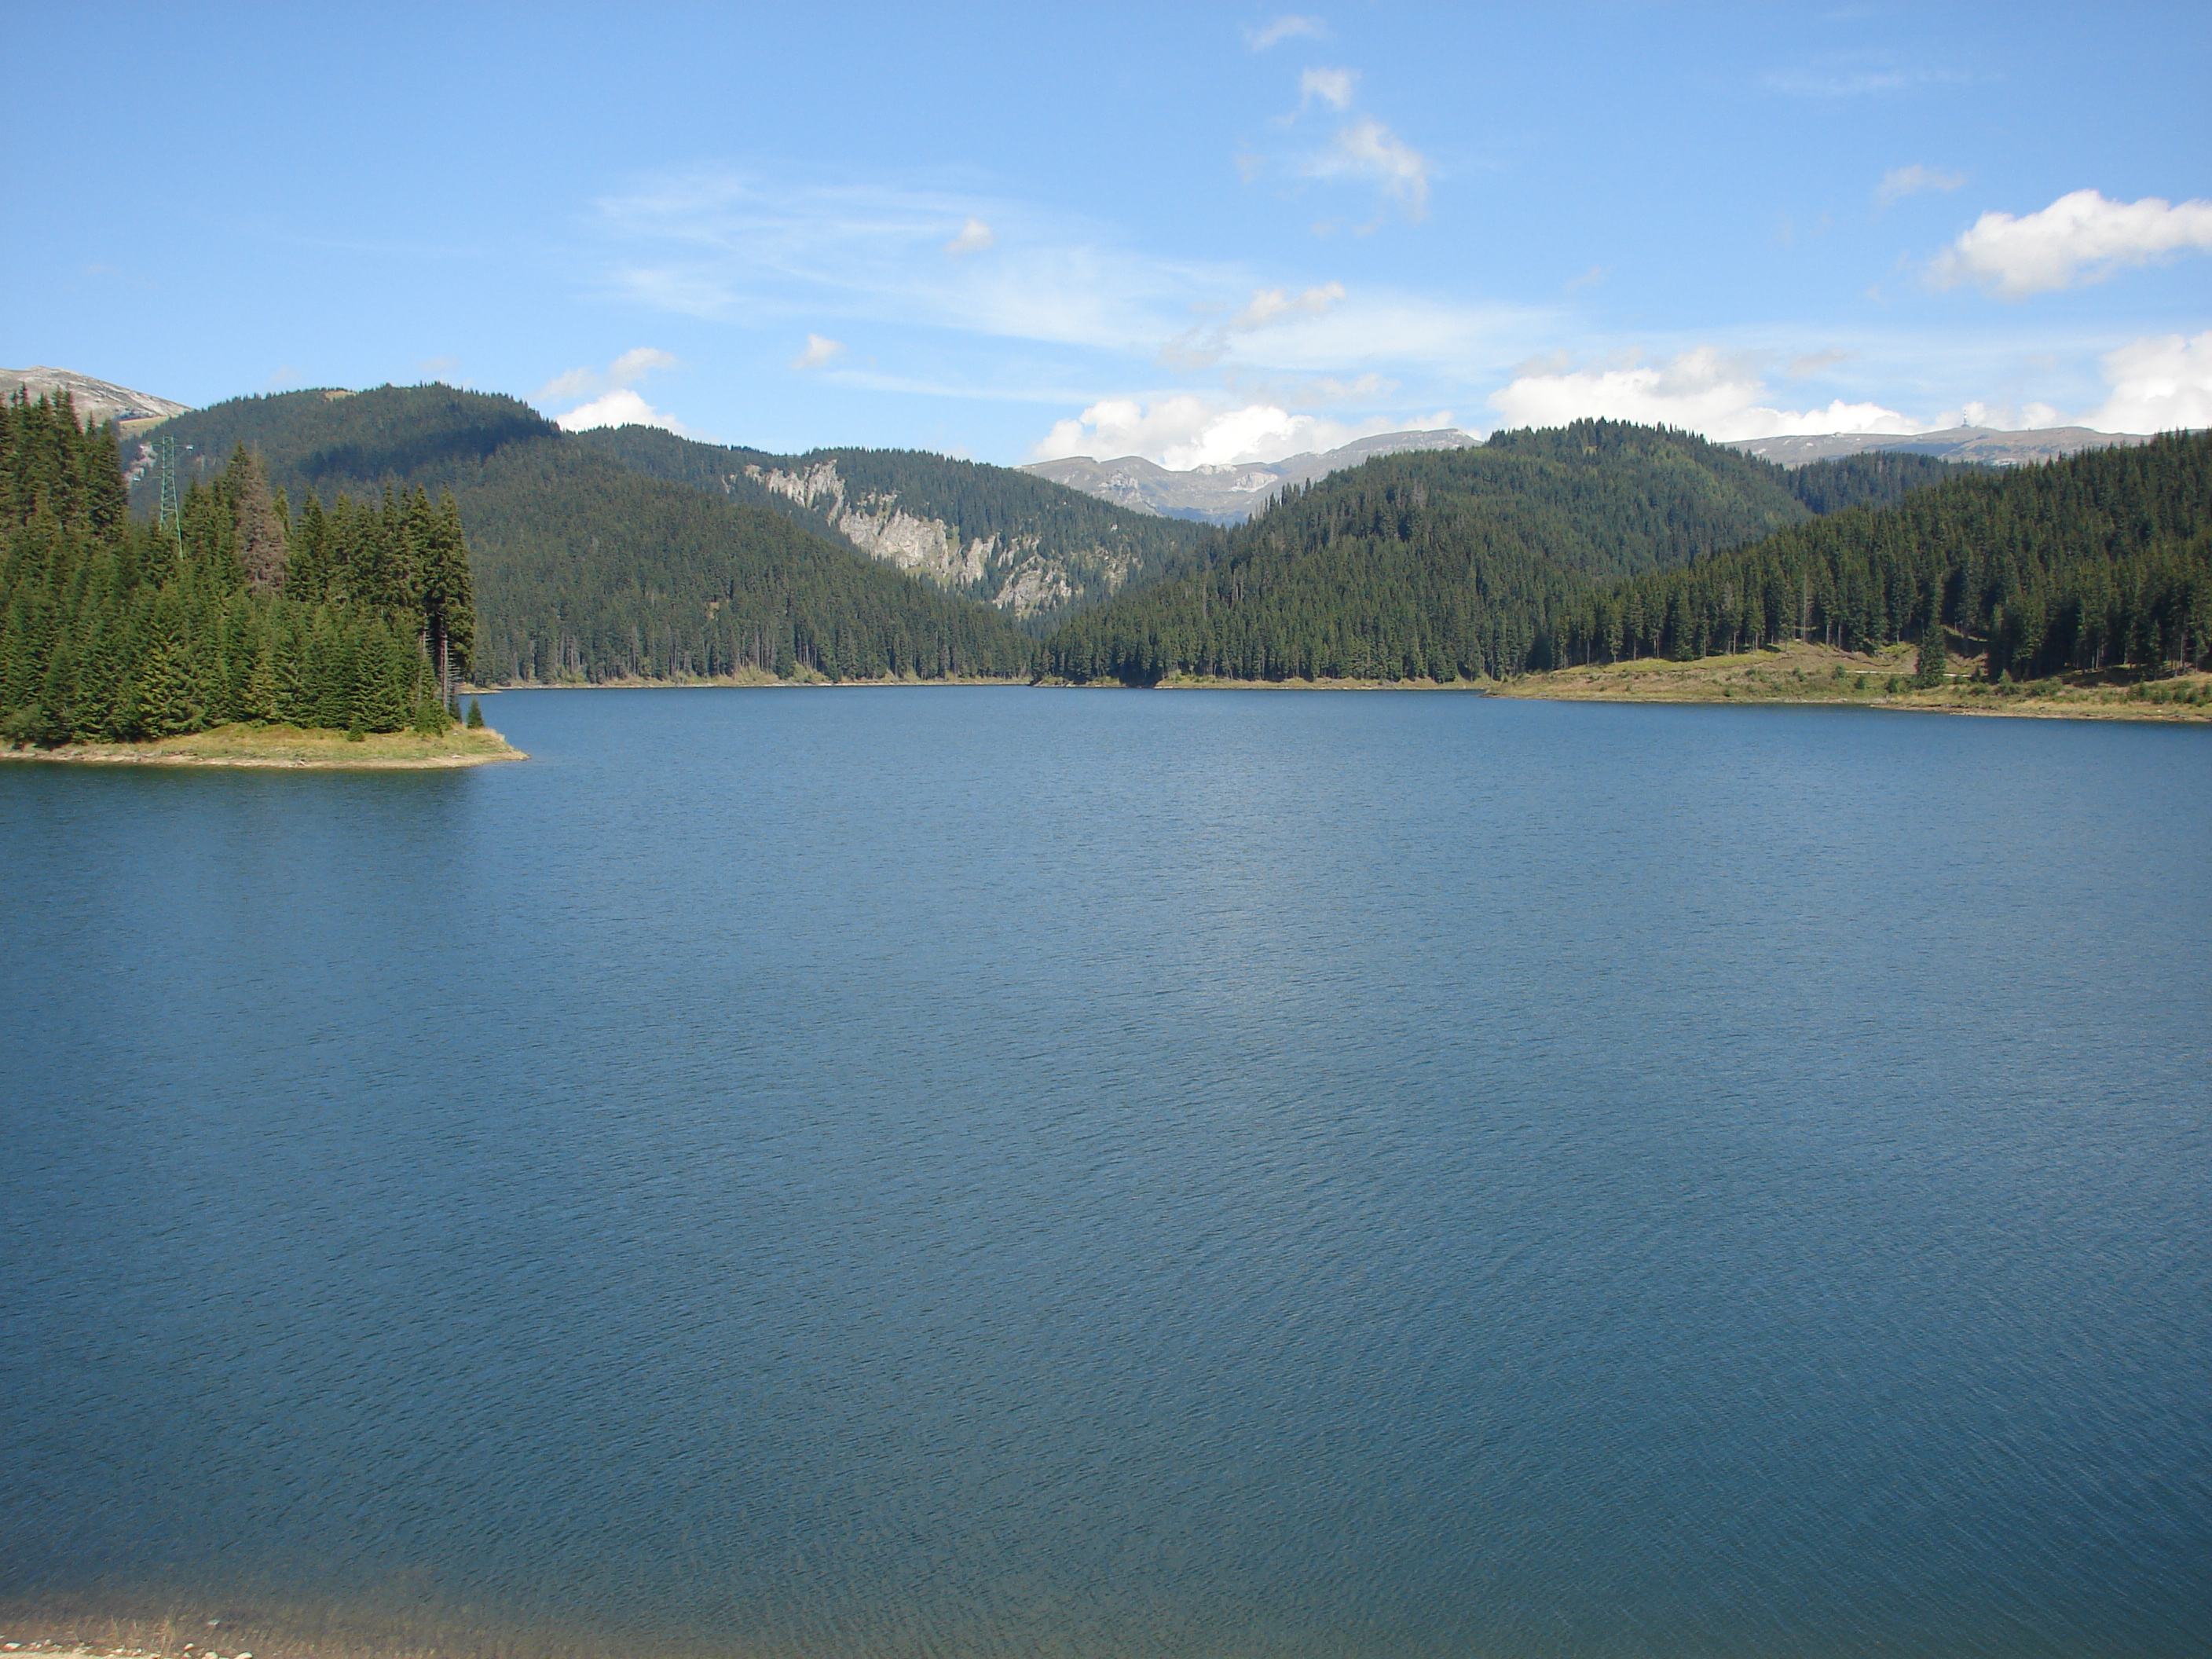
[3,689,2208,1658]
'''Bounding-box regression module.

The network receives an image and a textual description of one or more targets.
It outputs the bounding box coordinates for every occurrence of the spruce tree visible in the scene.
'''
[1916,613,1947,688]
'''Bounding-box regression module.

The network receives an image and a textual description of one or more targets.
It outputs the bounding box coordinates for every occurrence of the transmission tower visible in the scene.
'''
[156,434,181,551]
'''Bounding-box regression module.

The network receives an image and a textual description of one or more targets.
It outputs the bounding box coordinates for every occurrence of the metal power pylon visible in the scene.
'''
[156,434,181,552]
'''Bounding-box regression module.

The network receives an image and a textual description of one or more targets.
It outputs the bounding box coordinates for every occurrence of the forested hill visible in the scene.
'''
[574,426,1211,632]
[1553,430,2210,679]
[128,387,1034,683]
[1039,421,1963,684]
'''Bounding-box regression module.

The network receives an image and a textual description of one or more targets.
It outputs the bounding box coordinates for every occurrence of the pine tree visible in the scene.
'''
[1916,612,1947,688]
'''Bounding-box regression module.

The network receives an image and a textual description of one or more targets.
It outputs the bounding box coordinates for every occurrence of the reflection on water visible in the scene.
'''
[4,690,2208,1657]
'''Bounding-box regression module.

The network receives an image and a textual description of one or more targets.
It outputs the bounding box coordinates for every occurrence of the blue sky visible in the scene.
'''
[8,2,2208,465]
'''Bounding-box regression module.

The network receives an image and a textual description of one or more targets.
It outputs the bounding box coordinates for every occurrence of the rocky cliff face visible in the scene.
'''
[743,459,1138,621]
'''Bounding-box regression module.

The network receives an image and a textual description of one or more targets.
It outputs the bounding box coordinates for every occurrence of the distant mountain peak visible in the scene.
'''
[1724,425,2157,468]
[1024,428,1478,524]
[1,366,192,431]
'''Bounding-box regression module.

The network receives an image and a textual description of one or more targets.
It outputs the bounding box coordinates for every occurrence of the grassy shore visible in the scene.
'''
[1,722,527,769]
[1494,640,2212,722]
[1051,644,2212,720]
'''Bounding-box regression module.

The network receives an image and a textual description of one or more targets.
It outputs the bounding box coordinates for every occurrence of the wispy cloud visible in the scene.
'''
[1247,14,1327,50]
[1785,348,1849,379]
[1160,283,1349,369]
[1308,118,1430,222]
[590,170,1230,353]
[1763,63,1969,97]
[1876,164,1965,205]
[791,333,845,370]
[944,216,994,255]
[1232,281,1346,330]
[1564,265,1606,293]
[1299,68,1358,112]
[1932,189,2212,298]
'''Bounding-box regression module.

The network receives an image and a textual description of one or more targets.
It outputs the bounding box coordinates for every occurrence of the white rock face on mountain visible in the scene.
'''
[1024,428,1481,525]
[1724,426,2156,468]
[744,459,1137,620]
[1,366,191,430]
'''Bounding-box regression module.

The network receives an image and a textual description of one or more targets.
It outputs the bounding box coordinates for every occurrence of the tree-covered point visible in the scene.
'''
[1038,419,1929,684]
[132,386,1038,682]
[1554,430,2210,678]
[3,390,475,745]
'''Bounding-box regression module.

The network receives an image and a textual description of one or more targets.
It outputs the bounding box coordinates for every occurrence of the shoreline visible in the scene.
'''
[463,672,1024,693]
[2,723,528,770]
[1046,645,2212,723]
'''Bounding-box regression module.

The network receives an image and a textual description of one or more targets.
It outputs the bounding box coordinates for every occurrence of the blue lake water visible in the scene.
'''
[3,688,2208,1658]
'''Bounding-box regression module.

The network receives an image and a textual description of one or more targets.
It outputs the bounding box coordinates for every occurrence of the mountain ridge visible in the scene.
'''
[1024,428,1480,524]
[1722,424,2155,468]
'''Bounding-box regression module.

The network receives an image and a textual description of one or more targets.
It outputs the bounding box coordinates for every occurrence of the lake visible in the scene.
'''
[4,688,2207,1658]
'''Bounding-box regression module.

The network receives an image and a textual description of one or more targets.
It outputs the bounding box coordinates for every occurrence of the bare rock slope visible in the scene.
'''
[2,366,190,432]
[1723,425,2155,468]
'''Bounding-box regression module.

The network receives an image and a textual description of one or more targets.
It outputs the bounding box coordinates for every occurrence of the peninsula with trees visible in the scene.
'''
[0,388,518,766]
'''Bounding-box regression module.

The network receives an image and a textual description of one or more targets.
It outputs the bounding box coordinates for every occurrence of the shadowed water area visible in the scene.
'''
[3,688,2208,1659]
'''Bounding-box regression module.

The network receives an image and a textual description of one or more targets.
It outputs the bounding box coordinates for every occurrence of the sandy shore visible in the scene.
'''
[2,724,527,769]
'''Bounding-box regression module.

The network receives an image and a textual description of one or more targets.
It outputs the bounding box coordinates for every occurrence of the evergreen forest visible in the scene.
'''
[129,387,1051,682]
[1547,432,2210,678]
[2,390,474,744]
[574,426,1211,632]
[1038,422,1976,683]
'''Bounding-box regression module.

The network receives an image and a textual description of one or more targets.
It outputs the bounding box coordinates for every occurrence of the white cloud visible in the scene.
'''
[555,387,694,435]
[1300,68,1358,112]
[1030,395,1456,469]
[1932,189,2212,299]
[537,347,688,431]
[1488,346,1936,441]
[944,217,994,255]
[1248,15,1326,49]
[2084,331,2212,433]
[1876,164,1964,205]
[1310,118,1430,222]
[791,332,846,370]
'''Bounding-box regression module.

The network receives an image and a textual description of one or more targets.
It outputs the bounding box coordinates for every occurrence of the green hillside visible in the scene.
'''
[1040,421,1954,684]
[128,387,1035,683]
[1557,431,2211,679]
[574,426,1211,632]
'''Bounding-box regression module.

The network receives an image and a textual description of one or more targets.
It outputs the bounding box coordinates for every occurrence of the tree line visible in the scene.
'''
[2,388,477,745]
